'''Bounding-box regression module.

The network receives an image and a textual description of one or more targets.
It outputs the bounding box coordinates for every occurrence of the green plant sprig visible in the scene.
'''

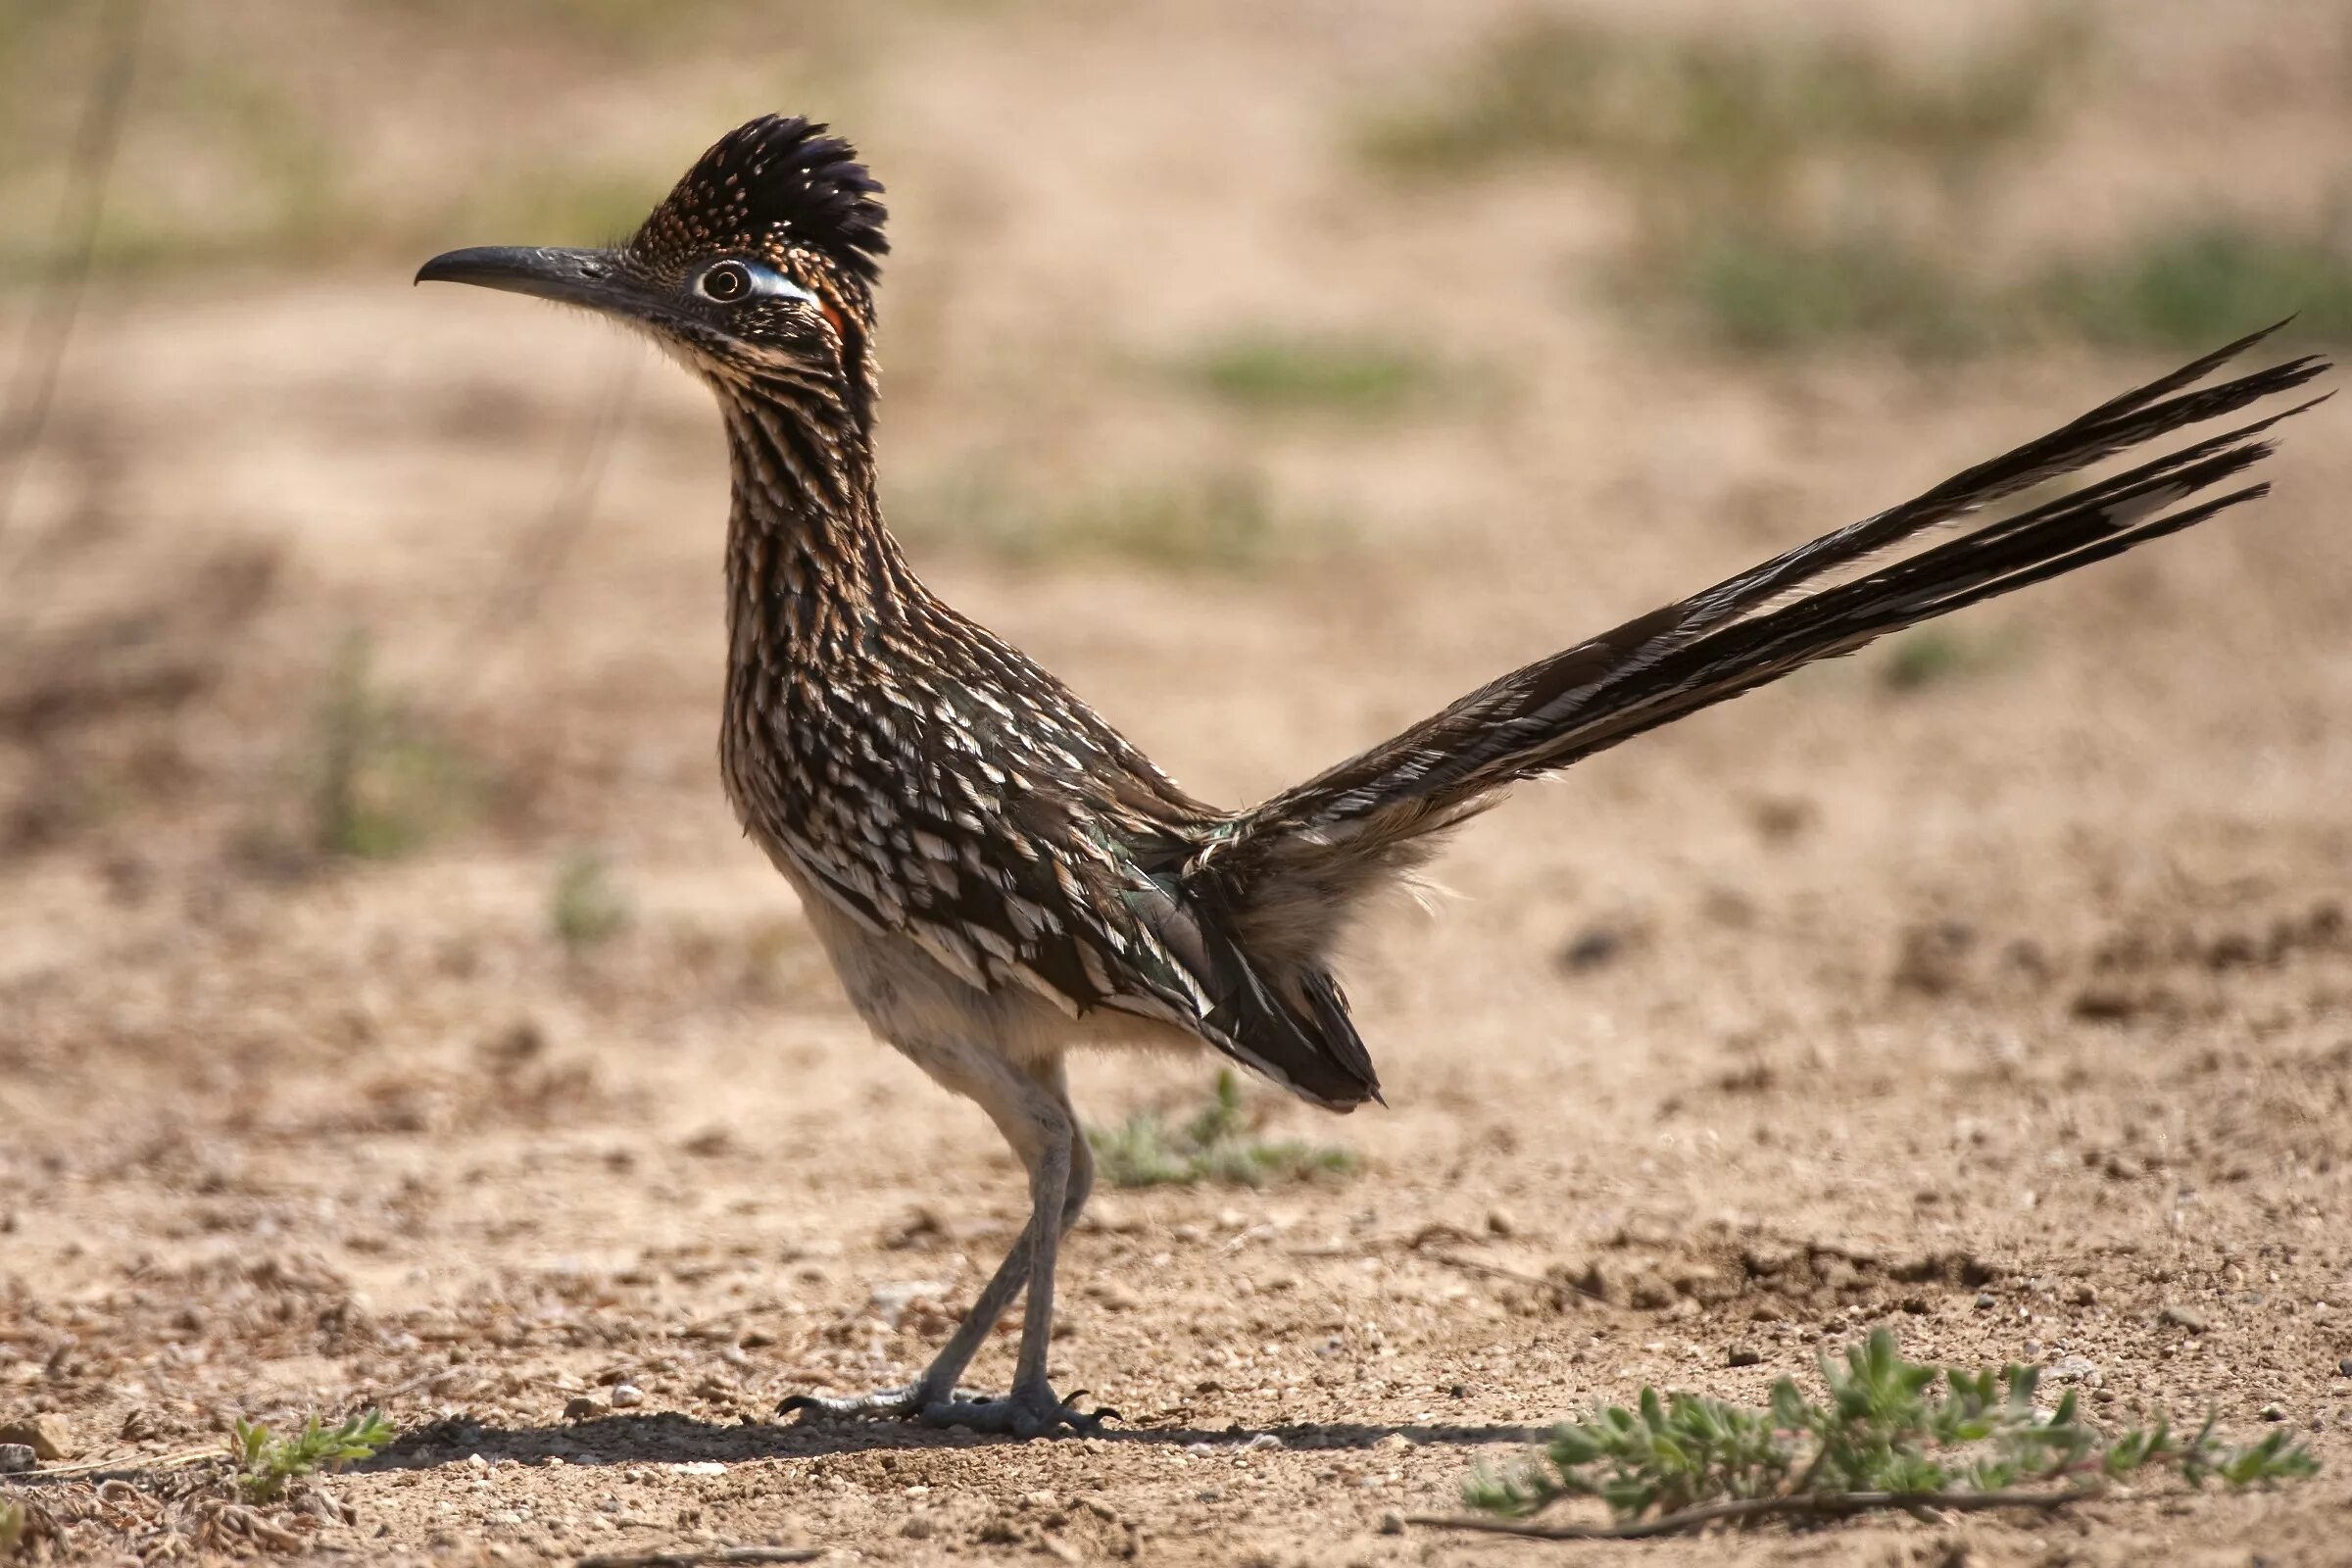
[228,1410,395,1503]
[1425,1329,2314,1540]
[1087,1070,1356,1190]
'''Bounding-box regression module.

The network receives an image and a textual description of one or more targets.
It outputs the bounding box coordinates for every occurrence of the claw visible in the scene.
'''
[775,1385,927,1422]
[1057,1392,1119,1430]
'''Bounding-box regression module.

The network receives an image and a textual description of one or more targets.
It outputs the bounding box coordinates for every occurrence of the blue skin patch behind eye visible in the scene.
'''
[700,259,820,306]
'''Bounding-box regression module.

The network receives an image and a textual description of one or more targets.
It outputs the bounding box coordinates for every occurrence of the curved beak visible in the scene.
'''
[414,246,637,317]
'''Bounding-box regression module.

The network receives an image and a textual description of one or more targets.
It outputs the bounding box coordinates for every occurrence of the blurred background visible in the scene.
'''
[5,5,2352,1552]
[4,0,2351,1416]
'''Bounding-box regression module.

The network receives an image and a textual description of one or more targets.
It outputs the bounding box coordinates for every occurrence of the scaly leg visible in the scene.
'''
[912,1091,1105,1435]
[779,1054,1107,1435]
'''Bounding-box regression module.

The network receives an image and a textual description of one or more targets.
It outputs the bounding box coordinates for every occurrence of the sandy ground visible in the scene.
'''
[5,1,2352,1563]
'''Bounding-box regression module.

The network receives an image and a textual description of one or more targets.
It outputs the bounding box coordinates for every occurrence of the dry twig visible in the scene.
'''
[0,0,147,558]
[1408,1485,2106,1540]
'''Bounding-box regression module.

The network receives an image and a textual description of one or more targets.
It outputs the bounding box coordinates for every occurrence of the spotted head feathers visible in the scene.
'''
[630,116,888,298]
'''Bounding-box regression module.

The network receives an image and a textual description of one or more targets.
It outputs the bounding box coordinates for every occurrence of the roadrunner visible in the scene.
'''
[420,116,2327,1436]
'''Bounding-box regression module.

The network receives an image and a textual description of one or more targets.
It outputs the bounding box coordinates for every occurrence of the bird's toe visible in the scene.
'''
[917,1387,1114,1439]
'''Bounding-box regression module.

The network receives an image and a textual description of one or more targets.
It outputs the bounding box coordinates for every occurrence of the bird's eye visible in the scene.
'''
[699,261,753,303]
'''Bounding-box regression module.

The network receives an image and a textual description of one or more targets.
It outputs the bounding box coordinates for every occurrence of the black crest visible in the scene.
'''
[632,116,888,288]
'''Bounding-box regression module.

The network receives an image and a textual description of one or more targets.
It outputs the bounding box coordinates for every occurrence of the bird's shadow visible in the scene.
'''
[359,1410,1549,1473]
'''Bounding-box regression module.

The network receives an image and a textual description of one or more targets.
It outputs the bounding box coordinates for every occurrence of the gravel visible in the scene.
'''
[0,1415,73,1460]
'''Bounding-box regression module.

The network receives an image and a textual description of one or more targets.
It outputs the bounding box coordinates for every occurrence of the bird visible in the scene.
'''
[419,114,2327,1438]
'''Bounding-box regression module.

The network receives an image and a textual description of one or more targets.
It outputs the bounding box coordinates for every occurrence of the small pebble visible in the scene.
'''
[610,1384,645,1408]
[2337,1357,2352,1379]
[466,1453,489,1471]
[2261,1402,2286,1423]
[1727,1345,1762,1367]
[0,1415,73,1461]
[2159,1304,2210,1335]
[867,1280,953,1328]
[1378,1511,1405,1536]
[1975,1293,1996,1310]
[1560,927,1625,971]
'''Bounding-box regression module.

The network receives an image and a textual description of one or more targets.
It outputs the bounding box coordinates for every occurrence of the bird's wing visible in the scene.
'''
[763,641,1380,1108]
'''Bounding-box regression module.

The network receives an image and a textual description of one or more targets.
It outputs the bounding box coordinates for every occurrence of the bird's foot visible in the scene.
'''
[916,1385,1115,1439]
[778,1382,1114,1439]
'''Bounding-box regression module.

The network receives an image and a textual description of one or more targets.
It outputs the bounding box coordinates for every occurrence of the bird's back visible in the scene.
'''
[719,563,1388,1108]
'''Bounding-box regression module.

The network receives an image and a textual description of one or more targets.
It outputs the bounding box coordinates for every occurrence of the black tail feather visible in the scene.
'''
[1206,331,2329,967]
[1674,336,2326,640]
[1543,456,2278,771]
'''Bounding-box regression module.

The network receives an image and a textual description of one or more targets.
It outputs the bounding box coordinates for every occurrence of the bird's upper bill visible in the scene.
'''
[414,245,630,312]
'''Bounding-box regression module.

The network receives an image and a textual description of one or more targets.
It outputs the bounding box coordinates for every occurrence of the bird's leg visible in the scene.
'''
[913,1097,1108,1436]
[779,1055,1106,1436]
[773,1217,1036,1421]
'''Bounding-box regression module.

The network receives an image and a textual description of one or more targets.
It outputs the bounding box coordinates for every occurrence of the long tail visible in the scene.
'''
[1198,323,2328,977]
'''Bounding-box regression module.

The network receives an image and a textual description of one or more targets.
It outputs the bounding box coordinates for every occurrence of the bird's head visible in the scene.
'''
[418,116,887,425]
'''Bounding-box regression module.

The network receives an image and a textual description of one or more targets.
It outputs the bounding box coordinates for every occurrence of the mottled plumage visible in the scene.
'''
[420,115,2327,1436]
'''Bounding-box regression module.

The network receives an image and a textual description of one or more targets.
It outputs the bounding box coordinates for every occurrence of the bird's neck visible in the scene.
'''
[717,388,917,667]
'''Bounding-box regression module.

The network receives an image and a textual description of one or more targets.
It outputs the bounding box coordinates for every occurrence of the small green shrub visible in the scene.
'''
[1446,1329,2315,1538]
[893,468,1306,573]
[1089,1070,1356,1190]
[310,631,483,860]
[1358,12,2086,180]
[1174,332,1448,418]
[1878,626,2026,693]
[2035,223,2352,349]
[228,1410,395,1504]
[550,848,633,954]
[1657,226,1985,357]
